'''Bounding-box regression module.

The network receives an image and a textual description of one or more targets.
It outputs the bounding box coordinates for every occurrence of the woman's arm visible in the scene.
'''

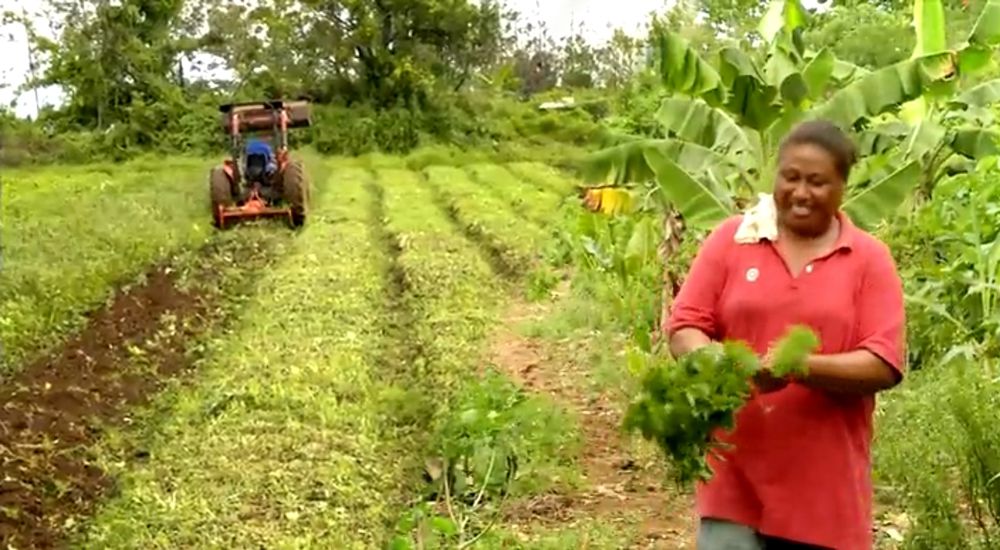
[793,350,899,396]
[669,327,713,358]
[786,239,905,396]
[664,218,738,357]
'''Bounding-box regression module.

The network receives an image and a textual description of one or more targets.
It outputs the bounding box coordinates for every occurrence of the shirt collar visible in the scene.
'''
[756,210,857,251]
[832,210,857,252]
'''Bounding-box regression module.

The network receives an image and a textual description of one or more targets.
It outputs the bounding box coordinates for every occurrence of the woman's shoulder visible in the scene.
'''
[705,215,745,240]
[843,220,898,268]
[693,215,745,255]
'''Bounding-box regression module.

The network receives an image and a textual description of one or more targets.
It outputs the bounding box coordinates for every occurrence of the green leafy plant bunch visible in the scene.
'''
[623,325,819,485]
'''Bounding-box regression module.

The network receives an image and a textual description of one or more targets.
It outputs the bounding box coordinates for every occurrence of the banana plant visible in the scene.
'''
[582,0,1000,234]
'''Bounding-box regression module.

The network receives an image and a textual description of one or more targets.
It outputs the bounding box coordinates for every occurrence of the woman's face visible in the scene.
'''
[773,143,844,238]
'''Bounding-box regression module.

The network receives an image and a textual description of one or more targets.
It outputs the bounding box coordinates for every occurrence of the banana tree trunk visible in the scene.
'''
[653,207,685,349]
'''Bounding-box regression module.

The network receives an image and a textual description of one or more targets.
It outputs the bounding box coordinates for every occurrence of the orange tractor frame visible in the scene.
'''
[210,99,311,229]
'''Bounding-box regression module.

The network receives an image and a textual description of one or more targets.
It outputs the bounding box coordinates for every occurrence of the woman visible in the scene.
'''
[666,120,906,550]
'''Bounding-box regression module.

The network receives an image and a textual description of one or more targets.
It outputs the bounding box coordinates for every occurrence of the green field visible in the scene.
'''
[0,154,693,549]
[3,150,1000,550]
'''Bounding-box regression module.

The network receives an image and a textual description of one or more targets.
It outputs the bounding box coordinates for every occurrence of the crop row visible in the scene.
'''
[376,167,501,383]
[464,163,566,226]
[423,165,550,275]
[504,161,579,197]
[78,162,397,548]
[1,158,213,370]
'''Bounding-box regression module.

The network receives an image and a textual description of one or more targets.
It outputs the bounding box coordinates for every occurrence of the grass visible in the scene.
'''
[1,157,215,371]
[504,162,581,197]
[423,164,549,274]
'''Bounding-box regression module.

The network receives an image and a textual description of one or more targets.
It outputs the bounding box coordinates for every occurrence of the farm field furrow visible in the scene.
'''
[0,225,288,549]
[464,163,566,226]
[76,163,398,548]
[423,165,550,275]
[503,162,580,197]
[375,168,588,548]
[376,167,501,367]
[1,158,215,371]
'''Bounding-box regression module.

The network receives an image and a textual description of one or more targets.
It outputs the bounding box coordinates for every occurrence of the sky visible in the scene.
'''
[0,0,668,118]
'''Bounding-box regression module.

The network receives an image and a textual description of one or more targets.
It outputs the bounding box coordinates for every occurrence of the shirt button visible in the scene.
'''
[805,264,814,273]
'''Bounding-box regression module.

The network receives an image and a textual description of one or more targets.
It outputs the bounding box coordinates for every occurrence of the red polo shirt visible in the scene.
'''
[666,212,905,550]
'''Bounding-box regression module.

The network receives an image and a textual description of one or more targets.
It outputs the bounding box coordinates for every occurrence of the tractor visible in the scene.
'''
[210,99,311,229]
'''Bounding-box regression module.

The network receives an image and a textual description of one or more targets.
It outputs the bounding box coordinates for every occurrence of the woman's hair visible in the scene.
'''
[778,119,858,181]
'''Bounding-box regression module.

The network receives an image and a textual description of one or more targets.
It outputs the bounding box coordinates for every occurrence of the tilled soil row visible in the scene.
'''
[0,235,280,549]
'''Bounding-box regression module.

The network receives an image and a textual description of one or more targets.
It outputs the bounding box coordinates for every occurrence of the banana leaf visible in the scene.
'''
[953,79,1000,108]
[958,0,1000,74]
[655,30,727,106]
[843,160,922,229]
[811,52,959,128]
[718,47,782,131]
[951,128,1000,159]
[655,97,758,168]
[758,0,808,44]
[644,146,735,228]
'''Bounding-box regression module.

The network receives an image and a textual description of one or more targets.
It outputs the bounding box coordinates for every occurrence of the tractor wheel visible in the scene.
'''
[210,167,234,229]
[282,159,308,228]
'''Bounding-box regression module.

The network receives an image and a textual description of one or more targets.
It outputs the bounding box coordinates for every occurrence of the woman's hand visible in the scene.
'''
[753,368,789,393]
[752,347,793,394]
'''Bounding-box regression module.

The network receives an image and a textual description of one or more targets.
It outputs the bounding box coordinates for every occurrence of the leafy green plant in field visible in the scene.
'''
[624,326,819,486]
[875,357,1000,549]
[866,156,1000,547]
[562,205,685,351]
[390,369,581,550]
[881,158,1000,370]
[503,161,581,197]
[376,167,583,547]
[0,158,214,371]
[374,165,502,434]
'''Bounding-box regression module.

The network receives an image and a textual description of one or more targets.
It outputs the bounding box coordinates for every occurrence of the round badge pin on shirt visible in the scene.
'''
[746,267,759,282]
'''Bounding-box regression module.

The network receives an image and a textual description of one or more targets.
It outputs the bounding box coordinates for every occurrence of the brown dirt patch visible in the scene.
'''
[488,292,696,549]
[0,245,252,549]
